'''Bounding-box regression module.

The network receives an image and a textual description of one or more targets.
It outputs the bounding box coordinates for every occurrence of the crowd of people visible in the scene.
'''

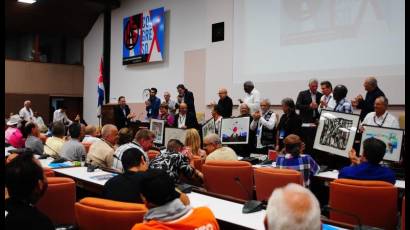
[5,76,403,229]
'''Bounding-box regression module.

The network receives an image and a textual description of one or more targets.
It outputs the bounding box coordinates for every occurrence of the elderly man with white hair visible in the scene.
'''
[352,76,385,121]
[19,100,34,122]
[250,99,277,154]
[203,134,238,163]
[264,183,321,230]
[86,124,119,168]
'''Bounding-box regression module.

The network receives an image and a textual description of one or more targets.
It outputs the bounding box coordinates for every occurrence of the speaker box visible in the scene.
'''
[212,22,224,42]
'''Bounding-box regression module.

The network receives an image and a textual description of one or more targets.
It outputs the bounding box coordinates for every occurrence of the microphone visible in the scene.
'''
[322,205,380,230]
[234,176,263,213]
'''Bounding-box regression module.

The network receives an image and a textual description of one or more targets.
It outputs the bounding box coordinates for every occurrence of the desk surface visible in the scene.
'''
[53,167,116,186]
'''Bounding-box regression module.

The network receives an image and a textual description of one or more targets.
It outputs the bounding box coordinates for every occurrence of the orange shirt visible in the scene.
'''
[132,206,219,230]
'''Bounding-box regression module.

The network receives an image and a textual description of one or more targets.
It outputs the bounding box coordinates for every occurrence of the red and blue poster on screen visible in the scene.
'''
[123,7,165,65]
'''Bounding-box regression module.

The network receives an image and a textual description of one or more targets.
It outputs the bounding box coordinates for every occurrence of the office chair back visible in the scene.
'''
[75,197,147,230]
[329,179,398,230]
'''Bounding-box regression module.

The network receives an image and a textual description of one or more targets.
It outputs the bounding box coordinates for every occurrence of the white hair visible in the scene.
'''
[204,133,221,146]
[266,183,321,230]
[308,79,318,85]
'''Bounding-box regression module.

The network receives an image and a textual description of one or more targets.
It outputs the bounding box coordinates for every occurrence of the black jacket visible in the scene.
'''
[276,112,302,149]
[296,89,323,123]
[357,87,385,121]
[114,105,131,129]
[217,96,233,118]
[173,113,198,129]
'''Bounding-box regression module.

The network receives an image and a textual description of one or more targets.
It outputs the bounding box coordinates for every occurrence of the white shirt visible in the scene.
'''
[318,93,335,112]
[82,135,100,144]
[112,142,147,171]
[214,116,223,135]
[53,109,72,125]
[243,89,261,114]
[250,110,277,148]
[178,114,186,128]
[19,107,34,122]
[361,111,400,129]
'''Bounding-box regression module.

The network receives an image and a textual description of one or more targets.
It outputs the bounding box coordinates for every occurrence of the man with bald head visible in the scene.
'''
[352,76,385,121]
[163,91,177,115]
[86,124,119,168]
[19,100,34,122]
[264,183,321,230]
[203,134,238,163]
[215,88,233,118]
[360,96,399,129]
[173,102,198,129]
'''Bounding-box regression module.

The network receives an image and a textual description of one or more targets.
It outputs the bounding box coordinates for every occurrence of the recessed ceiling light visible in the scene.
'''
[17,0,36,4]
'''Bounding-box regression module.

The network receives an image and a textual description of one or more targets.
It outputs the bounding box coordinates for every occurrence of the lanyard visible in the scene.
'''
[179,115,186,126]
[373,113,388,127]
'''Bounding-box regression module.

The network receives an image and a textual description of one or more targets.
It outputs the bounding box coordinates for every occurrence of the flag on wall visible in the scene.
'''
[97,58,105,117]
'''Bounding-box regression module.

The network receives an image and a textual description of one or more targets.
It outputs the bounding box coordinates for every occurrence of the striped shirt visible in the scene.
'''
[275,153,320,186]
[328,98,353,114]
[113,141,148,171]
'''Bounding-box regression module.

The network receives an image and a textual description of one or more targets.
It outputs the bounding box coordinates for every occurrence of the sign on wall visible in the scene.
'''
[123,7,165,65]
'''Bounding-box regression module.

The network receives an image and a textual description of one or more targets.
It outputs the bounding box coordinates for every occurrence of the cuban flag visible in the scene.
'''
[97,58,105,117]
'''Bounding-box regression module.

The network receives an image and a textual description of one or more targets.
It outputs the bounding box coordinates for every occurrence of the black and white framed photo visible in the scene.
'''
[202,118,216,139]
[313,110,360,158]
[360,125,404,162]
[164,127,187,146]
[150,119,165,145]
[220,116,250,144]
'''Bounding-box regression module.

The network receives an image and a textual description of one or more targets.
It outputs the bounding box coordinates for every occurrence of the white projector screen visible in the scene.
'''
[233,0,405,105]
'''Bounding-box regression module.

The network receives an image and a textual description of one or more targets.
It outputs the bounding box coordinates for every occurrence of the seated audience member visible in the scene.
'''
[265,183,321,230]
[86,124,118,168]
[275,134,319,187]
[361,96,399,129]
[60,123,86,161]
[5,149,54,230]
[157,102,175,126]
[5,115,25,148]
[24,122,44,155]
[103,148,148,203]
[82,125,100,143]
[149,139,203,184]
[250,99,277,154]
[204,134,238,163]
[318,80,334,113]
[276,98,302,151]
[131,170,219,230]
[211,105,223,135]
[33,112,48,133]
[112,128,135,171]
[173,102,198,129]
[117,127,134,146]
[339,137,396,184]
[327,84,353,113]
[182,128,206,162]
[44,121,66,157]
[113,129,155,170]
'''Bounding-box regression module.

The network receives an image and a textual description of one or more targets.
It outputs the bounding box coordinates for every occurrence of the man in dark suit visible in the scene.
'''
[176,84,196,115]
[216,88,233,118]
[296,79,323,163]
[114,96,134,129]
[173,103,198,129]
[352,76,385,122]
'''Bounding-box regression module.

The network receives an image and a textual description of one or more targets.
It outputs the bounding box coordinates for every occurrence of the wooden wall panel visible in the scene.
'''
[5,93,50,125]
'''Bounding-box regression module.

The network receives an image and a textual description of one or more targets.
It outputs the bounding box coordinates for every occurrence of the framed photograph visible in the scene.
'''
[150,119,165,145]
[360,125,404,162]
[313,110,360,158]
[164,127,187,146]
[220,117,250,144]
[202,118,216,139]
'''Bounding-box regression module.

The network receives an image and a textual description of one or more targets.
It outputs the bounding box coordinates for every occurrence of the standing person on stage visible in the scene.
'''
[276,98,302,152]
[352,76,385,121]
[318,81,334,112]
[330,85,353,113]
[173,103,198,129]
[250,99,277,154]
[360,96,399,129]
[114,96,135,129]
[211,105,223,135]
[163,91,178,116]
[19,100,35,122]
[53,104,80,127]
[145,88,161,119]
[211,88,233,118]
[176,84,196,117]
[239,81,261,114]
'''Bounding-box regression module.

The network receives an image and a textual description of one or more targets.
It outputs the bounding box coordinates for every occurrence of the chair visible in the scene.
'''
[75,197,147,230]
[329,179,398,230]
[192,156,205,172]
[253,168,302,202]
[82,142,92,153]
[196,112,205,124]
[36,177,76,226]
[147,149,160,160]
[43,167,55,177]
[399,114,405,129]
[202,160,253,200]
[401,196,405,230]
